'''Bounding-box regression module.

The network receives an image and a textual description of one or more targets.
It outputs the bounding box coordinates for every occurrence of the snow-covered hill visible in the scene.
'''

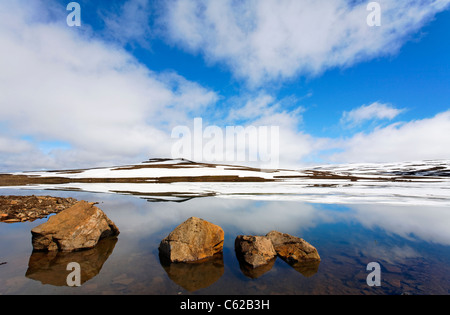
[1,158,449,206]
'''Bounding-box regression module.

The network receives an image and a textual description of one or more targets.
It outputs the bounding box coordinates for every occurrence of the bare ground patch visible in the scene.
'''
[0,195,79,223]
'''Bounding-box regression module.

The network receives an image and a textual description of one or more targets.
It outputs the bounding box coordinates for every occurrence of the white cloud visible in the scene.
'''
[348,203,450,246]
[0,0,319,171]
[216,93,317,168]
[170,93,318,169]
[161,0,450,86]
[0,0,448,172]
[330,110,450,163]
[0,0,218,171]
[100,0,154,48]
[226,94,277,121]
[0,136,33,155]
[340,102,404,127]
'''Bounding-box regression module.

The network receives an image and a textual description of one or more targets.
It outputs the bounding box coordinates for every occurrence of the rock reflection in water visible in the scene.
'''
[236,256,276,279]
[25,238,118,286]
[236,254,320,279]
[290,260,321,277]
[159,253,224,292]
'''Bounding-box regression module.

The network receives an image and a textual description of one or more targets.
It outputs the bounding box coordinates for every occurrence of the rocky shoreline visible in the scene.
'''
[0,197,316,267]
[1,194,321,284]
[0,195,78,223]
[0,194,324,294]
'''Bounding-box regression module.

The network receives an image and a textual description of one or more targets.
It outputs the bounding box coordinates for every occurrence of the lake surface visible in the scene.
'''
[1,188,449,295]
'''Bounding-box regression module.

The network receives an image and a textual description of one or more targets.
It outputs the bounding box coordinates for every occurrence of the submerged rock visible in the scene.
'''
[159,252,224,292]
[237,255,276,279]
[159,217,224,263]
[26,238,118,286]
[31,201,120,252]
[291,260,321,278]
[235,235,277,268]
[266,231,321,264]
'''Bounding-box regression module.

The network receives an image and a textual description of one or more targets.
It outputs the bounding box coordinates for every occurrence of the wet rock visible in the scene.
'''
[159,217,224,263]
[235,235,277,268]
[266,231,321,264]
[31,201,120,252]
[3,219,21,223]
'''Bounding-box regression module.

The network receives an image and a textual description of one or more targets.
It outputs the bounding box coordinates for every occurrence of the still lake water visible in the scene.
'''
[0,188,449,295]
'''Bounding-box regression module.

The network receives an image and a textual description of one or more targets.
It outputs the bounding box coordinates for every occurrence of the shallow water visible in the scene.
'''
[0,189,449,295]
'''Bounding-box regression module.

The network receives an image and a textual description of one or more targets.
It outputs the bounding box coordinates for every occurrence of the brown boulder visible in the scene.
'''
[235,235,277,268]
[266,231,320,264]
[31,201,120,252]
[159,217,224,263]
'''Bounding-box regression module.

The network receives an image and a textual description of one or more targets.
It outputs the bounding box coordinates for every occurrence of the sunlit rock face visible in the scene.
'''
[235,235,277,268]
[266,231,321,263]
[159,217,224,263]
[31,201,120,252]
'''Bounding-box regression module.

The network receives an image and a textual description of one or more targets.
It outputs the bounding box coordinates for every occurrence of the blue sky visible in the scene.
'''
[0,0,449,171]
